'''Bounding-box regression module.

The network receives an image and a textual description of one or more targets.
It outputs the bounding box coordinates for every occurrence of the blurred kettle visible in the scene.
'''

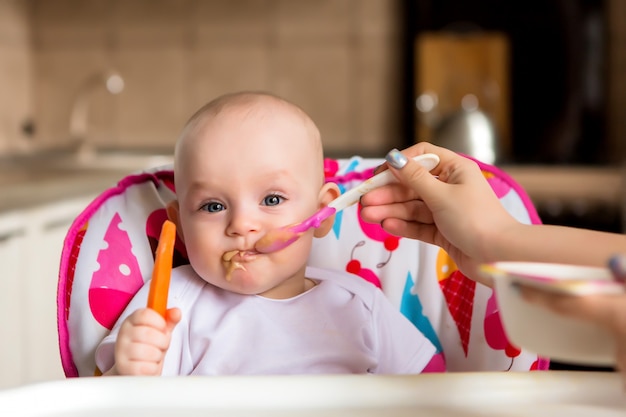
[432,108,499,164]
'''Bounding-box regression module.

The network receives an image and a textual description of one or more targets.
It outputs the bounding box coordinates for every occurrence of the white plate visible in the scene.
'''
[481,262,625,366]
[0,372,624,416]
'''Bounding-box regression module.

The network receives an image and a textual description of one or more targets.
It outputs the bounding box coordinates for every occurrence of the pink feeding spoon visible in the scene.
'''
[254,153,440,253]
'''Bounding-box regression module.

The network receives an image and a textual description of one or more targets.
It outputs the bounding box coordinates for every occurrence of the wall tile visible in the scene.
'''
[188,45,271,114]
[271,43,352,156]
[352,36,404,156]
[113,46,187,149]
[32,0,111,49]
[0,0,32,46]
[0,44,33,153]
[193,0,272,45]
[274,0,355,43]
[0,1,32,154]
[33,48,113,148]
[355,0,403,38]
[112,0,192,47]
[19,0,409,157]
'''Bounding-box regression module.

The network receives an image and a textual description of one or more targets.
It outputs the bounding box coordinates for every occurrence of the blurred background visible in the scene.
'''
[0,0,625,387]
[1,0,411,158]
[0,0,621,163]
[2,0,623,240]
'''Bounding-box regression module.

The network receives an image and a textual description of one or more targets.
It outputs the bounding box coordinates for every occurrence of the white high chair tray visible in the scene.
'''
[1,372,624,416]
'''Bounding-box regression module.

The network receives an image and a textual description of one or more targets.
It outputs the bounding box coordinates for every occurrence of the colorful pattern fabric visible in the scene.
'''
[57,157,549,377]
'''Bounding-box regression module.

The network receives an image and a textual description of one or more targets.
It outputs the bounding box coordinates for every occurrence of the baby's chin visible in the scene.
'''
[216,268,276,295]
[214,249,308,297]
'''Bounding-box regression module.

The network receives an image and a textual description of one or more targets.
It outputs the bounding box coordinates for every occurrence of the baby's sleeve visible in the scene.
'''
[370,290,437,374]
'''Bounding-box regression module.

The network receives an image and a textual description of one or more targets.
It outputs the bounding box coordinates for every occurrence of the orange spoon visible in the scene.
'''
[147,220,176,317]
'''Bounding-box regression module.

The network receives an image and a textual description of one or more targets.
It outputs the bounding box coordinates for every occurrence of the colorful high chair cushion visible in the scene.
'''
[57,155,549,377]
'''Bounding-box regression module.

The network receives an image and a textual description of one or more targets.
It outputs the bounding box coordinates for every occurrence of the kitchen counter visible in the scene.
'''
[0,150,174,213]
[501,165,624,206]
[0,157,623,214]
[0,171,130,213]
[500,165,625,231]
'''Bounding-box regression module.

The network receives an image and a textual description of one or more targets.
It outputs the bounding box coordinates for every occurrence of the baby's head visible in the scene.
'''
[167,92,339,298]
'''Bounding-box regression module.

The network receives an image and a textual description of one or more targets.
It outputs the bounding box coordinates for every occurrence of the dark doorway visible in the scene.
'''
[404,0,608,165]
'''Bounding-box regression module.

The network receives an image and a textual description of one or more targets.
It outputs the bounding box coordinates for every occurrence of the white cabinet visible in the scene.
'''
[0,213,27,389]
[0,196,94,389]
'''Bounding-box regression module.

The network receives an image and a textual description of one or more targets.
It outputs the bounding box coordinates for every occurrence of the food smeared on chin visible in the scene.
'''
[222,249,247,281]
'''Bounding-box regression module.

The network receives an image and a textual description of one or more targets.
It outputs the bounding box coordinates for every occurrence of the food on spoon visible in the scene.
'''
[255,228,304,252]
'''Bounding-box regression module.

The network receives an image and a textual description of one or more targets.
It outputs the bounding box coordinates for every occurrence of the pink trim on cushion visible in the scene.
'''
[57,169,173,377]
[463,155,542,226]
[325,167,376,184]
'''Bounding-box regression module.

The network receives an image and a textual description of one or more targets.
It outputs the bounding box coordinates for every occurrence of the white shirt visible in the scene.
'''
[96,265,436,375]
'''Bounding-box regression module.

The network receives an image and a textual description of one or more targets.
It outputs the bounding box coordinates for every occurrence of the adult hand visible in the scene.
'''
[520,286,626,379]
[359,143,518,282]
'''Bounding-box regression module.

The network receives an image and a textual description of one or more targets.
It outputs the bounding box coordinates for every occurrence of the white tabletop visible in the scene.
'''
[0,371,624,416]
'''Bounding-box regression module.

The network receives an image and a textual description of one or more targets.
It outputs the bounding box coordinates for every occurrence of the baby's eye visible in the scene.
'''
[262,194,285,207]
[200,201,225,213]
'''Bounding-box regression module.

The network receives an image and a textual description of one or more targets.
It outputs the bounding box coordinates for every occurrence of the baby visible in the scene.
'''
[95,91,436,376]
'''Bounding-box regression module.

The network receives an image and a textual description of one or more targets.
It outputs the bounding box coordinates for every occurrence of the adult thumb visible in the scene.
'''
[385,149,440,200]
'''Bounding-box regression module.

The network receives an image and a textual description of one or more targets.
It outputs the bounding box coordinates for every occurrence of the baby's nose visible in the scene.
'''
[226,208,262,237]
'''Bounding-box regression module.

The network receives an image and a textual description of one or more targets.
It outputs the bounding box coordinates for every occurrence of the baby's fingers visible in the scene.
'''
[112,308,180,376]
[123,340,168,364]
[115,347,165,376]
[119,309,172,351]
[126,307,168,329]
[131,323,172,351]
[165,307,182,333]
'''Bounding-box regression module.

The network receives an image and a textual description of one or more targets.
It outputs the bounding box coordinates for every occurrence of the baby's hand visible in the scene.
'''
[111,307,181,376]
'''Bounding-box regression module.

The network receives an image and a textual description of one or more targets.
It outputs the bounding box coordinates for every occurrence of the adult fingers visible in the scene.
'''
[383,148,445,205]
[360,199,434,226]
[378,218,440,246]
[520,286,621,326]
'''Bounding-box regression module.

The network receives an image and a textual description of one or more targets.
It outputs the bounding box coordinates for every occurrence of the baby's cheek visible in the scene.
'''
[281,237,314,264]
[187,251,222,282]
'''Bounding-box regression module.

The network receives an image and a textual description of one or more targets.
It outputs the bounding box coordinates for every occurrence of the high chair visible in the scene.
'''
[57,155,549,377]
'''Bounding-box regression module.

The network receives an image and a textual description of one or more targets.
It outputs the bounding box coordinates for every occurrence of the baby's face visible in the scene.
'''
[174,102,325,298]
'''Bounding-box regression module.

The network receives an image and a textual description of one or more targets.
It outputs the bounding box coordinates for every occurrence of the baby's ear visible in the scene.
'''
[314,182,341,238]
[166,200,185,243]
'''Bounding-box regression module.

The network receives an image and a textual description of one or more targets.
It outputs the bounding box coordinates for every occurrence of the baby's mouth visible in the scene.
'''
[222,249,257,281]
[222,250,258,263]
